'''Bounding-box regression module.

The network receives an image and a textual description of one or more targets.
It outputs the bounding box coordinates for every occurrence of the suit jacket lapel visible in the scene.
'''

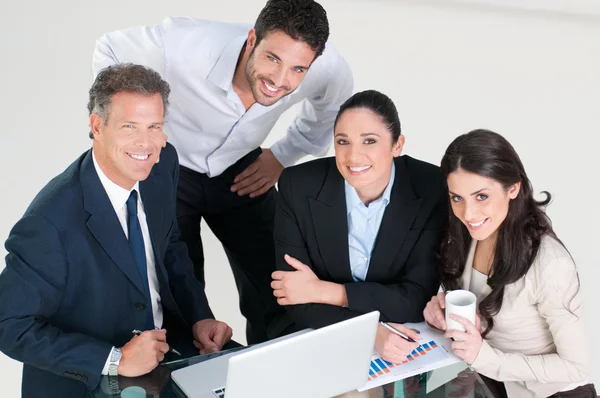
[367,158,423,280]
[140,167,183,322]
[139,171,169,285]
[308,161,353,282]
[80,150,147,297]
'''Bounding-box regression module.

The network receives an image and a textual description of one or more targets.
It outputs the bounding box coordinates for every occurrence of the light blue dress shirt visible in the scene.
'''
[345,163,395,282]
[93,17,353,177]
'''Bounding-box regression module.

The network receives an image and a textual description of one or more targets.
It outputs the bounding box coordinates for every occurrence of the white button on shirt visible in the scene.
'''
[92,17,354,177]
[93,152,163,374]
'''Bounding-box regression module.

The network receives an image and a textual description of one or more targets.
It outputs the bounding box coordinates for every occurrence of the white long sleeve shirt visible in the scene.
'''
[92,17,354,177]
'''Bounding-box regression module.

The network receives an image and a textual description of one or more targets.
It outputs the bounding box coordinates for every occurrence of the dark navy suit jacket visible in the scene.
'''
[0,143,213,397]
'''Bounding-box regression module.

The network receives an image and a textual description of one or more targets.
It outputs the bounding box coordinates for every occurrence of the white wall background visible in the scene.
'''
[1,0,598,395]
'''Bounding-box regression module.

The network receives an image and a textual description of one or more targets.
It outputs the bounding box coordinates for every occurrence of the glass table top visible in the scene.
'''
[92,346,495,398]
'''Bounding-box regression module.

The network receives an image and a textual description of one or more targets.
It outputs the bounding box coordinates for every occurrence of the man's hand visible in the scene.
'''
[231,148,283,198]
[118,329,170,377]
[192,319,233,354]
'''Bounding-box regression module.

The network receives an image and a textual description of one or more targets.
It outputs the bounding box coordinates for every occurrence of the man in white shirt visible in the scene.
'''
[0,64,233,398]
[92,0,354,343]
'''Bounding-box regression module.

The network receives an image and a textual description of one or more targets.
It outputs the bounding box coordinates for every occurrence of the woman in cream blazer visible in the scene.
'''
[423,129,595,398]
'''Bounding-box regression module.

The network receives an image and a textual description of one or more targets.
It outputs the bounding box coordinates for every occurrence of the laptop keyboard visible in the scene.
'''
[212,387,226,398]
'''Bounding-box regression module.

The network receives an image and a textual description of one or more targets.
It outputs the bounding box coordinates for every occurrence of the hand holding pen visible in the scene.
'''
[380,321,423,348]
[375,321,422,364]
[132,329,181,356]
[118,329,171,377]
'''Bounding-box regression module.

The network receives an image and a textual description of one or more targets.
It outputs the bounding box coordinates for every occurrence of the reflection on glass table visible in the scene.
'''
[92,347,495,397]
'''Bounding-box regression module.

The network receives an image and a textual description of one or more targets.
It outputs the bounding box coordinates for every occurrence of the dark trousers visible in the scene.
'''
[480,374,597,398]
[176,148,294,344]
[549,384,597,397]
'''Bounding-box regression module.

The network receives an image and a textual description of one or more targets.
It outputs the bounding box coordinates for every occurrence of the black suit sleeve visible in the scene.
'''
[163,147,215,325]
[344,179,446,322]
[274,169,364,329]
[0,215,112,389]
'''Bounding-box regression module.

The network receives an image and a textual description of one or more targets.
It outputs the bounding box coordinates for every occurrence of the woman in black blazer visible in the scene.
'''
[271,90,447,363]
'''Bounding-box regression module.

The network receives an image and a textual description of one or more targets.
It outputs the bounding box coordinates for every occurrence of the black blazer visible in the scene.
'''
[274,155,446,329]
[0,143,213,398]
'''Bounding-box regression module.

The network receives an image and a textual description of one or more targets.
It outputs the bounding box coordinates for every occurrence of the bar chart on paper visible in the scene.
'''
[367,340,446,379]
[358,323,460,391]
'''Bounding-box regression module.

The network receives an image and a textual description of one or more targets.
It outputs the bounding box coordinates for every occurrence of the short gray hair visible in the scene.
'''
[87,63,170,138]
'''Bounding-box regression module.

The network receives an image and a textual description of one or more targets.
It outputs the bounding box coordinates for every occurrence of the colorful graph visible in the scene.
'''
[367,341,440,381]
[358,322,462,392]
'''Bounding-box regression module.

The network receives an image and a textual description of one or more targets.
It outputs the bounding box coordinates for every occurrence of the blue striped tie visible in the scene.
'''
[126,190,155,330]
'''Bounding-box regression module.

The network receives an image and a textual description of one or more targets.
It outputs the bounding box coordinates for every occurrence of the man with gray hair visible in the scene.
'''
[0,63,233,397]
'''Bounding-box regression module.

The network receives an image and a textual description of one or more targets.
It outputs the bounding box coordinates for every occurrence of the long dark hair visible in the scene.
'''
[439,129,558,337]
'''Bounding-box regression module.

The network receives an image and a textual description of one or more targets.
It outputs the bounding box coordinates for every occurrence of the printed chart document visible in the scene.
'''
[358,322,462,391]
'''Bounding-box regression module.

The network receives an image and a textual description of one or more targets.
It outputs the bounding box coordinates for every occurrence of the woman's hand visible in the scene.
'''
[444,314,483,365]
[271,255,322,305]
[423,291,447,331]
[374,323,421,364]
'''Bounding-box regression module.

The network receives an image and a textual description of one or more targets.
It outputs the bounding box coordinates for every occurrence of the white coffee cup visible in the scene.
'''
[445,290,477,332]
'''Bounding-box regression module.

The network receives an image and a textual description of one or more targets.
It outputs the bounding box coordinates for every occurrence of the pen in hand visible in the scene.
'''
[132,329,181,356]
[379,321,423,349]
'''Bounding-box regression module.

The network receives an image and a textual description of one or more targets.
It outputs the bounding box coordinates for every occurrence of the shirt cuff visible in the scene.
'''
[101,346,118,375]
[270,139,307,168]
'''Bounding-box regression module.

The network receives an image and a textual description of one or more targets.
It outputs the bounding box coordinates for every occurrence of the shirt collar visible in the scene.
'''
[206,35,248,91]
[92,150,140,214]
[344,162,396,214]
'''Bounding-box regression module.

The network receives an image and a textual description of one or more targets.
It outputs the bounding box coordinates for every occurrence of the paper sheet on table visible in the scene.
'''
[357,322,462,392]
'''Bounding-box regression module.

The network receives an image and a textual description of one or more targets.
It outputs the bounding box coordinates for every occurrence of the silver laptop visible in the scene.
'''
[171,311,380,398]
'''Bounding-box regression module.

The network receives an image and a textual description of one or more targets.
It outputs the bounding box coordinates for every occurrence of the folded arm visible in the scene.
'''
[273,170,364,329]
[344,205,445,323]
[274,172,445,328]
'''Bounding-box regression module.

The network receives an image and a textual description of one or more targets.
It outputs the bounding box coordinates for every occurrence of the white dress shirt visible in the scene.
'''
[92,152,163,375]
[92,17,354,177]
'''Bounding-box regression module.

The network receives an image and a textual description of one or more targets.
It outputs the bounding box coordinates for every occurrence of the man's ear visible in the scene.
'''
[89,113,104,140]
[246,28,257,52]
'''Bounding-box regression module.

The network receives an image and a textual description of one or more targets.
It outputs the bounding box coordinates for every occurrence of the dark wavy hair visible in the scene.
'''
[439,129,562,337]
[254,0,329,58]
